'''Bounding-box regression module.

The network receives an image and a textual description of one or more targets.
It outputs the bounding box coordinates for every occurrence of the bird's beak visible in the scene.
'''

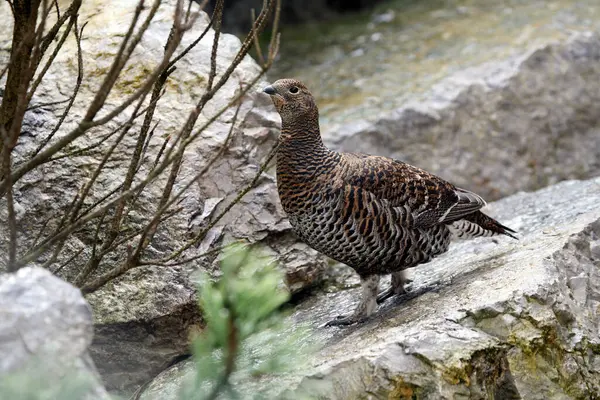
[263,85,276,95]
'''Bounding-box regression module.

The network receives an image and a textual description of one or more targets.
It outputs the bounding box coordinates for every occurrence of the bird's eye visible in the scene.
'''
[289,86,299,94]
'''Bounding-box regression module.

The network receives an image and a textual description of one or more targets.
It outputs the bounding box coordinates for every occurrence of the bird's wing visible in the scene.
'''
[340,154,486,228]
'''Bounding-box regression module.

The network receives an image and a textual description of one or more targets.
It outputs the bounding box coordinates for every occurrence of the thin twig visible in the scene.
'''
[70,95,150,286]
[47,93,157,163]
[206,0,223,91]
[52,247,84,276]
[165,1,216,71]
[26,98,71,111]
[153,0,275,174]
[130,0,226,263]
[152,132,169,169]
[27,9,76,103]
[139,240,245,267]
[52,0,60,21]
[101,206,183,260]
[77,184,123,222]
[31,20,86,158]
[29,0,50,90]
[31,215,53,248]
[0,62,11,83]
[250,8,266,66]
[1,126,18,270]
[83,0,149,122]
[0,0,172,196]
[16,67,269,269]
[164,141,279,262]
[39,0,82,61]
[134,89,242,264]
[0,0,43,174]
[71,73,271,292]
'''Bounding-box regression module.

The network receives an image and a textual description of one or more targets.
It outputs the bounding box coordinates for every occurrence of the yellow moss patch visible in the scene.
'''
[442,366,471,386]
[388,377,420,400]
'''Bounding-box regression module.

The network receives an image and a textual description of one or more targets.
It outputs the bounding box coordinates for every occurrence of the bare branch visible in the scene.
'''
[52,247,84,276]
[52,0,60,21]
[26,98,71,112]
[136,84,242,264]
[31,20,86,158]
[163,141,279,263]
[83,0,149,122]
[11,0,283,294]
[65,71,268,291]
[268,0,282,63]
[251,7,266,67]
[1,1,183,195]
[206,0,223,91]
[164,0,219,72]
[1,126,17,270]
[151,129,169,169]
[29,0,51,87]
[1,0,43,169]
[27,10,77,103]
[77,184,123,222]
[71,93,150,225]
[128,0,226,263]
[139,240,245,267]
[31,215,53,248]
[0,62,9,83]
[39,0,82,61]
[47,92,157,163]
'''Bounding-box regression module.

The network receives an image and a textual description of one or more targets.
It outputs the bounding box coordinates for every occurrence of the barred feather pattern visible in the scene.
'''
[265,78,516,323]
[449,220,498,239]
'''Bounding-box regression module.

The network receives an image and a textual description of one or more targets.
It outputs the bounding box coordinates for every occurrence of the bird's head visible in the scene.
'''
[262,79,318,123]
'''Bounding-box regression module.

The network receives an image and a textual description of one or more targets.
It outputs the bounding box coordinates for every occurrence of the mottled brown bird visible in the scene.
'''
[263,78,516,326]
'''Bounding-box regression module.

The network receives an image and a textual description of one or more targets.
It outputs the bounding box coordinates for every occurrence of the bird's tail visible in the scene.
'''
[447,211,517,240]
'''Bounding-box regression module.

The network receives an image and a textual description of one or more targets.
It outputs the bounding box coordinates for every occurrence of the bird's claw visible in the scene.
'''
[377,279,414,304]
[324,314,366,327]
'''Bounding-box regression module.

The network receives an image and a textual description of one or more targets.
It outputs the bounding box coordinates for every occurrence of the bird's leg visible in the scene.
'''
[326,275,379,327]
[377,270,412,304]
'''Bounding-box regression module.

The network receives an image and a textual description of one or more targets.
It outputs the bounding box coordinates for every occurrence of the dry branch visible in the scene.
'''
[1,0,283,294]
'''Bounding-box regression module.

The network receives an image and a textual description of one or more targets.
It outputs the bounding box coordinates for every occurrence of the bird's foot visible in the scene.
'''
[324,275,380,328]
[377,278,413,304]
[324,313,367,327]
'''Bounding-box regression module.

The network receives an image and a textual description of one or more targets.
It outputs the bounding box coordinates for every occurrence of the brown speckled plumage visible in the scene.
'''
[264,79,516,326]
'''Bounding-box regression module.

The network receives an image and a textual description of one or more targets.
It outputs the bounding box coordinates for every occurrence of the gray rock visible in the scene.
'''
[140,177,600,399]
[0,267,109,399]
[0,0,327,393]
[327,32,600,201]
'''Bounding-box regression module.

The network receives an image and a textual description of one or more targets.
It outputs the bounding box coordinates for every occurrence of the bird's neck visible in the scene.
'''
[276,116,331,167]
[276,115,339,195]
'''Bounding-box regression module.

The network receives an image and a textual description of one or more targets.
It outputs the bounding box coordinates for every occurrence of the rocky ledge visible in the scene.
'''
[141,177,600,399]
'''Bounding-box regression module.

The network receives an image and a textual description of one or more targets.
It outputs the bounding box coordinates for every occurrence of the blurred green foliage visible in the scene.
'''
[0,244,315,400]
[179,243,316,400]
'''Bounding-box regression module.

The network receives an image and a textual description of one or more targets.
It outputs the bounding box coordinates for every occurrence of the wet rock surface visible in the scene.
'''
[0,267,109,399]
[141,177,600,399]
[326,33,600,201]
